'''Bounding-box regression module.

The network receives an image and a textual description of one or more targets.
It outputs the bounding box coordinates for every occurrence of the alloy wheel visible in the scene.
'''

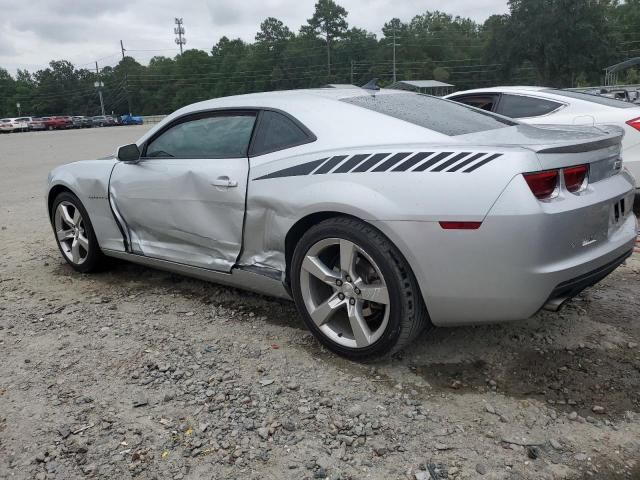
[299,238,390,349]
[54,201,90,265]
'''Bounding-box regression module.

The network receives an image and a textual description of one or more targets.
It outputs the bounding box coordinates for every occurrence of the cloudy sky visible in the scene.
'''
[0,0,508,74]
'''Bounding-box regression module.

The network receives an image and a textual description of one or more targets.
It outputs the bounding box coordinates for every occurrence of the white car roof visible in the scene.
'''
[446,86,549,96]
[136,88,490,148]
[174,87,397,112]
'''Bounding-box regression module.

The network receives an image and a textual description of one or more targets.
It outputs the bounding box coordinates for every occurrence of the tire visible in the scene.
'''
[51,192,105,273]
[633,192,640,217]
[290,216,429,359]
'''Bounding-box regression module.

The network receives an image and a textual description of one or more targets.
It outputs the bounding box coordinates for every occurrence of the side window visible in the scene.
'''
[251,110,313,156]
[496,94,563,119]
[145,113,256,158]
[449,94,499,112]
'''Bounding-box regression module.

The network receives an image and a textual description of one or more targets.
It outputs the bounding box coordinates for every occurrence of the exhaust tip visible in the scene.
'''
[543,297,569,312]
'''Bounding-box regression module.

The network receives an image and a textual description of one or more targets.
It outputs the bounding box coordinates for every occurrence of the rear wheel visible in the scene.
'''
[290,217,429,359]
[52,192,105,273]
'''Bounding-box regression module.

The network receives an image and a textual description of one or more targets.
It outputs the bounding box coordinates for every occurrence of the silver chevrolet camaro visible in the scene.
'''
[47,88,638,358]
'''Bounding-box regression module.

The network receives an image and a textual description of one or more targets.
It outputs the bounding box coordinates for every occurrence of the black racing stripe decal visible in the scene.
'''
[431,152,471,172]
[254,151,500,180]
[372,152,412,172]
[413,152,452,172]
[314,155,348,174]
[353,153,390,172]
[446,152,486,172]
[334,154,371,173]
[392,152,432,172]
[255,158,328,180]
[463,153,502,172]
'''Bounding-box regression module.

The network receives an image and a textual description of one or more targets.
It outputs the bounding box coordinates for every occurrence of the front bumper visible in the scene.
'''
[373,173,637,327]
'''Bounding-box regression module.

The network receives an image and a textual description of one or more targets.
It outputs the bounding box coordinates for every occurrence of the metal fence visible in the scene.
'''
[141,115,167,125]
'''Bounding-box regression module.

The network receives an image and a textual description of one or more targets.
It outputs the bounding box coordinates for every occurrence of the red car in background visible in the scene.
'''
[40,116,71,130]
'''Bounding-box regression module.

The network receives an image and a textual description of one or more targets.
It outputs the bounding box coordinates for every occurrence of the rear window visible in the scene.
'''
[341,93,516,136]
[496,94,564,118]
[546,89,635,108]
[251,110,314,156]
[449,94,499,112]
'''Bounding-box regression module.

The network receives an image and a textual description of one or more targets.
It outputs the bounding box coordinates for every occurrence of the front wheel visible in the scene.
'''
[51,192,105,273]
[290,217,429,359]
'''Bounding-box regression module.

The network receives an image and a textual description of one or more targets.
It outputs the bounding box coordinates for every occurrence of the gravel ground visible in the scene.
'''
[1,127,639,480]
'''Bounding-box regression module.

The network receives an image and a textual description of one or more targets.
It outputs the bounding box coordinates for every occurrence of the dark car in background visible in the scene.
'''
[91,115,111,127]
[72,116,92,128]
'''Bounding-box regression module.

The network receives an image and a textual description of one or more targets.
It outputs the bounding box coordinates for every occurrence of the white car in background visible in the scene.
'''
[0,118,28,133]
[445,87,640,209]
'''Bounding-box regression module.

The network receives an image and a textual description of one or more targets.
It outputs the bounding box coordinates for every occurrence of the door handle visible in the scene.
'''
[211,176,239,188]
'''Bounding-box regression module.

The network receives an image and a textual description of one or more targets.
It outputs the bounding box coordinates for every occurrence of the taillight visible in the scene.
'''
[563,164,588,193]
[626,117,640,132]
[523,170,559,199]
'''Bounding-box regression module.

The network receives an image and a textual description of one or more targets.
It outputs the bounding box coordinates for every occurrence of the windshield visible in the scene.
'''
[341,92,517,136]
[547,89,636,108]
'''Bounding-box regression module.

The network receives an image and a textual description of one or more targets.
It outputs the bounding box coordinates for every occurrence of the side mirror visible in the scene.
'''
[117,143,141,162]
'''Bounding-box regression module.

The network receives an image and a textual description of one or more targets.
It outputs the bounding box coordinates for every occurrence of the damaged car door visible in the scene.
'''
[109,111,256,272]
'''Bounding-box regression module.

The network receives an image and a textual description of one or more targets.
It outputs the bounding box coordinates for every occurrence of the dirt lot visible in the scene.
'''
[1,127,639,480]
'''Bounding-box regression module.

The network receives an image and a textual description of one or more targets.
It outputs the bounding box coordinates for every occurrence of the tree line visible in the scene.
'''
[0,0,639,118]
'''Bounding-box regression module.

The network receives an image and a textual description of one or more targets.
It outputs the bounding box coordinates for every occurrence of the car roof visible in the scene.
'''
[447,86,549,96]
[162,87,437,128]
[176,87,385,111]
[138,88,473,147]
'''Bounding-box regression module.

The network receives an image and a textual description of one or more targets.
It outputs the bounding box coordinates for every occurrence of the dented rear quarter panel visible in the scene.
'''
[239,143,541,273]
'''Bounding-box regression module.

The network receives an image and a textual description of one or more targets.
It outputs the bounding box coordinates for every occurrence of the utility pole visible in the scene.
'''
[94,62,105,116]
[120,40,133,115]
[392,27,396,83]
[174,18,186,55]
[350,59,354,85]
[392,26,397,84]
[326,32,331,77]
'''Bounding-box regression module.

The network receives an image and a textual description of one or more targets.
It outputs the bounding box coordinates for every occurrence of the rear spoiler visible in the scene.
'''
[536,136,621,154]
[526,124,624,154]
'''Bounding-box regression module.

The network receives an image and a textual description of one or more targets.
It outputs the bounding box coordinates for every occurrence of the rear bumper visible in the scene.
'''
[373,173,637,327]
[543,249,632,311]
[623,143,640,190]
